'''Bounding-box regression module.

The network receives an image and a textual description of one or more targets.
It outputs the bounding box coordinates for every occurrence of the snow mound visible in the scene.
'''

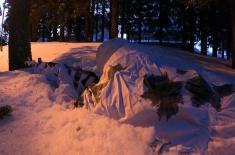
[96,38,128,74]
[84,39,212,121]
[84,40,162,120]
[83,39,235,154]
[0,71,54,111]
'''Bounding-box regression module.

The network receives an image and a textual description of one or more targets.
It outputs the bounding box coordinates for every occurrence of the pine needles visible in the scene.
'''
[0,105,12,119]
[142,73,183,120]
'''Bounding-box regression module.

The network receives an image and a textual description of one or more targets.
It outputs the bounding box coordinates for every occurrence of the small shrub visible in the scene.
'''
[0,105,12,119]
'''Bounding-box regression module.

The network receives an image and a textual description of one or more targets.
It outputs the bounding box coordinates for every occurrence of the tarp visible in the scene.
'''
[83,39,235,154]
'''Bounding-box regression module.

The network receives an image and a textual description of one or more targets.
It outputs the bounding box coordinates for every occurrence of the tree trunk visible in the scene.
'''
[231,2,235,68]
[200,8,207,55]
[188,5,196,53]
[42,19,46,42]
[227,42,231,60]
[91,0,96,42]
[181,6,187,49]
[232,20,235,68]
[66,20,73,41]
[85,14,91,42]
[110,0,118,39]
[227,10,232,61]
[30,16,40,42]
[101,0,106,42]
[189,33,195,53]
[47,24,52,41]
[159,24,163,45]
[158,0,164,45]
[137,0,142,43]
[120,0,125,39]
[85,1,93,42]
[200,32,207,55]
[95,0,99,41]
[222,45,225,59]
[75,18,81,42]
[85,12,92,42]
[31,21,38,42]
[126,0,131,40]
[52,24,58,41]
[212,36,218,57]
[9,0,32,71]
[60,23,65,41]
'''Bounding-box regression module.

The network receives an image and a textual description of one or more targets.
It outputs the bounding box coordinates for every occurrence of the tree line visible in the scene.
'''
[5,0,235,70]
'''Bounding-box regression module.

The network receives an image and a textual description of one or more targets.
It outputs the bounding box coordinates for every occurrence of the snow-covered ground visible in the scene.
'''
[0,41,235,155]
[0,42,155,155]
[0,42,100,72]
[0,71,154,155]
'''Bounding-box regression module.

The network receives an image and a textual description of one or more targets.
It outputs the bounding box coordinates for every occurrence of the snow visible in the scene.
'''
[0,71,155,155]
[0,40,235,154]
[0,42,100,72]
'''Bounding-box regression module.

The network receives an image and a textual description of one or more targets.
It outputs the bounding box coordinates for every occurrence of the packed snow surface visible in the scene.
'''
[0,40,235,155]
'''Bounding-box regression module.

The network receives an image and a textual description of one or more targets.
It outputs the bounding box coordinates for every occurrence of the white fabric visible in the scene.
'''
[96,38,128,74]
[83,39,235,154]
